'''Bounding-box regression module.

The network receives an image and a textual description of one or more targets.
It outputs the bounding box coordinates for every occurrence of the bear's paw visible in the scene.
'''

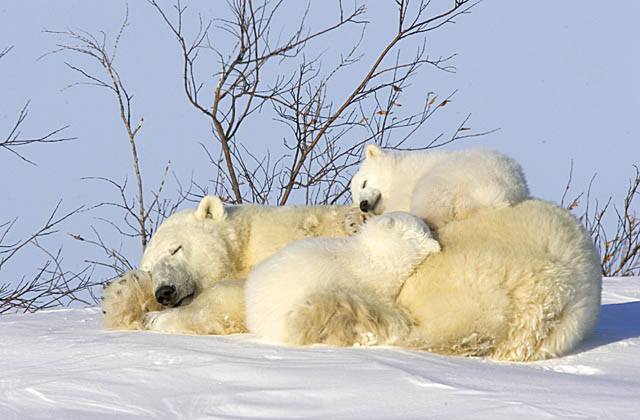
[342,207,370,235]
[101,270,162,330]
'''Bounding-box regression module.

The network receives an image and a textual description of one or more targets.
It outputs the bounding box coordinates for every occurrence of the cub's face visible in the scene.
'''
[350,167,383,214]
[350,145,393,215]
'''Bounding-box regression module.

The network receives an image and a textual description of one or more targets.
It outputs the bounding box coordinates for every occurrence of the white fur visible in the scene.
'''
[101,196,363,334]
[350,145,529,227]
[244,200,602,361]
[245,212,440,345]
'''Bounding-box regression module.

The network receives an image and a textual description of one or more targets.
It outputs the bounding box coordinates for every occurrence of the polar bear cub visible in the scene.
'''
[245,212,441,346]
[351,145,529,228]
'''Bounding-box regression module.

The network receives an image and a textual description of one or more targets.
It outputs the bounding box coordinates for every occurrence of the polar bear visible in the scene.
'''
[244,199,602,361]
[350,145,529,228]
[245,212,441,345]
[101,195,364,334]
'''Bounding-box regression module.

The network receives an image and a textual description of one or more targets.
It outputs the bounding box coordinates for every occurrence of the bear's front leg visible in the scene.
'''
[101,270,163,330]
[143,278,248,335]
[288,291,414,347]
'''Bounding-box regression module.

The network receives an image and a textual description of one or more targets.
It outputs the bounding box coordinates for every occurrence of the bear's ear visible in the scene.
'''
[424,238,441,255]
[373,214,395,229]
[195,195,225,221]
[365,144,383,159]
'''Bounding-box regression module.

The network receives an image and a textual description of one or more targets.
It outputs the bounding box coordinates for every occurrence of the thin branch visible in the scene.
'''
[43,7,170,251]
[278,0,476,204]
[1,101,76,165]
[564,165,640,276]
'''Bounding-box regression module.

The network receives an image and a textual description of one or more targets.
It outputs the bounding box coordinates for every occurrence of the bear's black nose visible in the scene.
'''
[155,285,177,306]
[359,200,369,212]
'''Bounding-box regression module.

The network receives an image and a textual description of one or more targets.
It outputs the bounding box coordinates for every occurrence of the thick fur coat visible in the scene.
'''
[350,145,530,228]
[101,196,361,334]
[244,200,602,361]
[245,212,441,345]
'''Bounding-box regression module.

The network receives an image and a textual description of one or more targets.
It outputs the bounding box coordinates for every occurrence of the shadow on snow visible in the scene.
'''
[574,301,640,354]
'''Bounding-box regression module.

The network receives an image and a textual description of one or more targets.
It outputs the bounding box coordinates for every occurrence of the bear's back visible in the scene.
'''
[396,199,602,360]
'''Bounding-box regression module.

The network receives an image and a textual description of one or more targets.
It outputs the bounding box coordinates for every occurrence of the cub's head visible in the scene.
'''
[350,144,393,215]
[359,211,441,271]
[140,195,235,307]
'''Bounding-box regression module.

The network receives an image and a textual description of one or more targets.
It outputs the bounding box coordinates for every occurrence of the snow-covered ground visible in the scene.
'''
[1,277,639,420]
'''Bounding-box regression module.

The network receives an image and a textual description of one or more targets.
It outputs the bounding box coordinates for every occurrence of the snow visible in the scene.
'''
[1,277,639,420]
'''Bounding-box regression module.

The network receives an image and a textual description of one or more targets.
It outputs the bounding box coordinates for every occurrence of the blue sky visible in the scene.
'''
[1,1,638,286]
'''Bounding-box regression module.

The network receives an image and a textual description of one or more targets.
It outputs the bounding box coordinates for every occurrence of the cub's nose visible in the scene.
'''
[359,200,369,212]
[155,285,177,306]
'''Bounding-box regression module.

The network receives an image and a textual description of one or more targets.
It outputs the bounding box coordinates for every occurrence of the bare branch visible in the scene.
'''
[0,203,98,314]
[0,45,14,60]
[150,0,486,207]
[564,165,640,276]
[44,7,171,251]
[1,100,76,165]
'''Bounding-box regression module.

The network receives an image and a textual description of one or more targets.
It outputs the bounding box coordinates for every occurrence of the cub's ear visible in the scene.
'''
[195,195,225,221]
[365,144,383,159]
[372,214,395,229]
[424,238,442,255]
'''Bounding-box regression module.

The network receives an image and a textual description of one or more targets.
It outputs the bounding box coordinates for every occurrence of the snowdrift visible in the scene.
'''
[1,277,639,419]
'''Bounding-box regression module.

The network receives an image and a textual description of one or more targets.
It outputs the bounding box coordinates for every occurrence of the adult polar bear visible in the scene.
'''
[351,145,529,228]
[101,196,362,334]
[245,200,602,361]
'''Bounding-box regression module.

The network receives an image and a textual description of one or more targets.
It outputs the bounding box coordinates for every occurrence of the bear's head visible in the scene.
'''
[356,211,440,281]
[363,211,441,257]
[350,144,394,215]
[140,195,238,307]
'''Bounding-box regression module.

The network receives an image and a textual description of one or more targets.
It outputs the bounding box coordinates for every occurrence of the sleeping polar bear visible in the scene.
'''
[245,212,441,346]
[244,199,602,361]
[101,195,364,334]
[350,145,529,228]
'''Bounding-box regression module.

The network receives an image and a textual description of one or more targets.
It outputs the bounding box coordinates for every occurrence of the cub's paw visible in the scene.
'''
[343,207,370,235]
[101,270,163,330]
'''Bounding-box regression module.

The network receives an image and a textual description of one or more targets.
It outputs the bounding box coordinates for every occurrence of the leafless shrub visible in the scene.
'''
[150,0,490,205]
[0,46,96,313]
[44,8,174,252]
[0,202,98,313]
[562,163,640,276]
[41,8,197,289]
